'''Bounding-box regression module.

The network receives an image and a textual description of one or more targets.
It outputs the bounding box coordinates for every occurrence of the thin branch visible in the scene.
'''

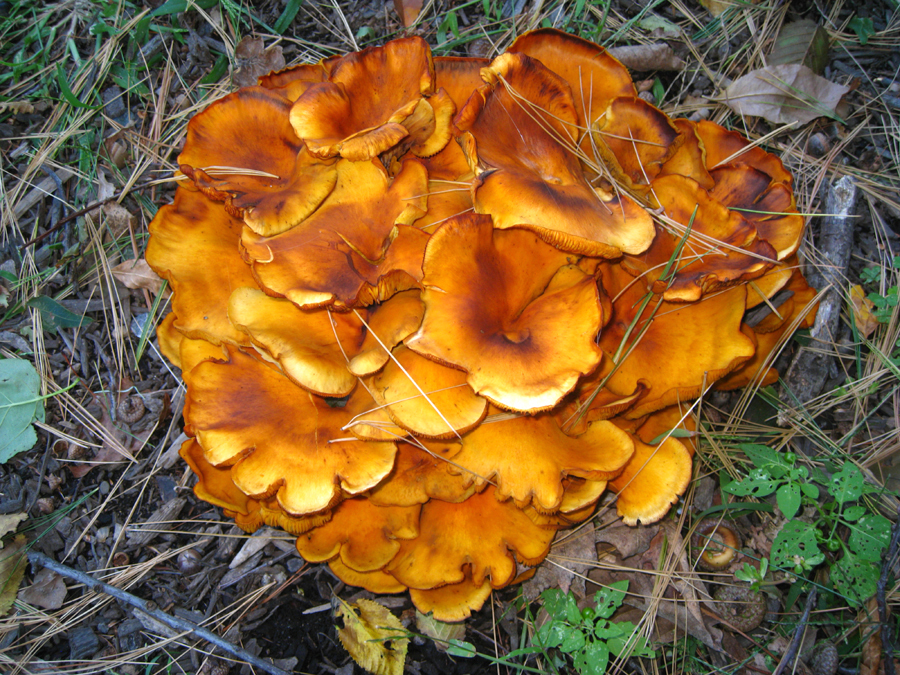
[772,588,817,675]
[26,551,291,675]
[877,505,900,675]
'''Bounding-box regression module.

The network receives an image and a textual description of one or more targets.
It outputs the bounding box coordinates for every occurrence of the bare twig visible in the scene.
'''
[781,175,857,416]
[772,588,817,675]
[26,551,291,675]
[877,506,900,675]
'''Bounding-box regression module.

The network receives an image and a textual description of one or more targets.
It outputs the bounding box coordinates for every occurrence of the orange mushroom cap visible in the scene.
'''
[454,52,655,257]
[185,346,396,516]
[177,87,338,237]
[599,263,756,418]
[367,441,476,507]
[409,572,494,622]
[294,498,420,572]
[386,487,557,592]
[407,213,604,412]
[370,345,488,439]
[608,430,693,526]
[448,408,634,511]
[507,28,636,133]
[241,158,428,309]
[709,165,803,261]
[146,188,255,346]
[695,120,793,187]
[289,37,444,161]
[227,287,364,397]
[589,96,681,192]
[624,174,777,301]
[348,290,425,377]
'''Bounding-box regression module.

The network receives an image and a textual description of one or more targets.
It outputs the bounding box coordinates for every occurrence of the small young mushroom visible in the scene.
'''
[693,518,743,570]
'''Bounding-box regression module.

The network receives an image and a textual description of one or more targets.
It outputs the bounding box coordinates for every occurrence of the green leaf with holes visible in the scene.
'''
[831,549,879,606]
[828,464,865,505]
[721,468,781,497]
[848,513,891,562]
[771,520,824,573]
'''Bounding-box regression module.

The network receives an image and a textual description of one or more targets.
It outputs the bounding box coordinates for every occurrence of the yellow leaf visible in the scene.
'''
[0,535,27,616]
[335,597,408,675]
[0,513,27,544]
[850,285,878,338]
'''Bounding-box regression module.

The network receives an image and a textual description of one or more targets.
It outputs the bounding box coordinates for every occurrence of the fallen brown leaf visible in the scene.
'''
[721,63,849,126]
[234,37,285,88]
[849,285,878,338]
[393,0,424,26]
[608,43,685,72]
[524,523,596,600]
[110,258,168,296]
[18,568,67,610]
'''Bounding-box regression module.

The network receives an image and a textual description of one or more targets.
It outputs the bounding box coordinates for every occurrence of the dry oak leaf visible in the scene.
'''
[233,36,286,89]
[721,64,849,126]
[607,43,686,72]
[335,597,408,675]
[110,258,168,296]
[0,535,27,616]
[18,568,67,610]
[850,284,878,338]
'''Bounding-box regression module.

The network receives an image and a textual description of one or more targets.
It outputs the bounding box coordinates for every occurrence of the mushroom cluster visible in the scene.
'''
[148,30,816,621]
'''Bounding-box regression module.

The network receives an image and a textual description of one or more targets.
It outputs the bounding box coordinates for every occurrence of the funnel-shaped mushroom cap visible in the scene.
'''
[349,290,425,377]
[329,559,407,594]
[147,188,255,346]
[590,96,681,191]
[371,345,488,438]
[625,174,777,301]
[599,264,755,418]
[386,487,556,591]
[290,37,441,161]
[508,28,635,132]
[186,346,396,515]
[696,120,793,187]
[228,287,364,396]
[608,430,693,526]
[455,52,655,257]
[177,87,338,237]
[368,441,475,506]
[242,158,428,309]
[709,165,803,260]
[407,213,604,412]
[657,119,715,189]
[745,263,794,310]
[409,572,494,622]
[449,409,634,511]
[295,498,420,572]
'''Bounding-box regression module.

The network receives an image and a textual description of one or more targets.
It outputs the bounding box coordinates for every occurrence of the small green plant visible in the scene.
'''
[734,558,769,592]
[860,255,900,323]
[722,444,892,606]
[534,581,656,674]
